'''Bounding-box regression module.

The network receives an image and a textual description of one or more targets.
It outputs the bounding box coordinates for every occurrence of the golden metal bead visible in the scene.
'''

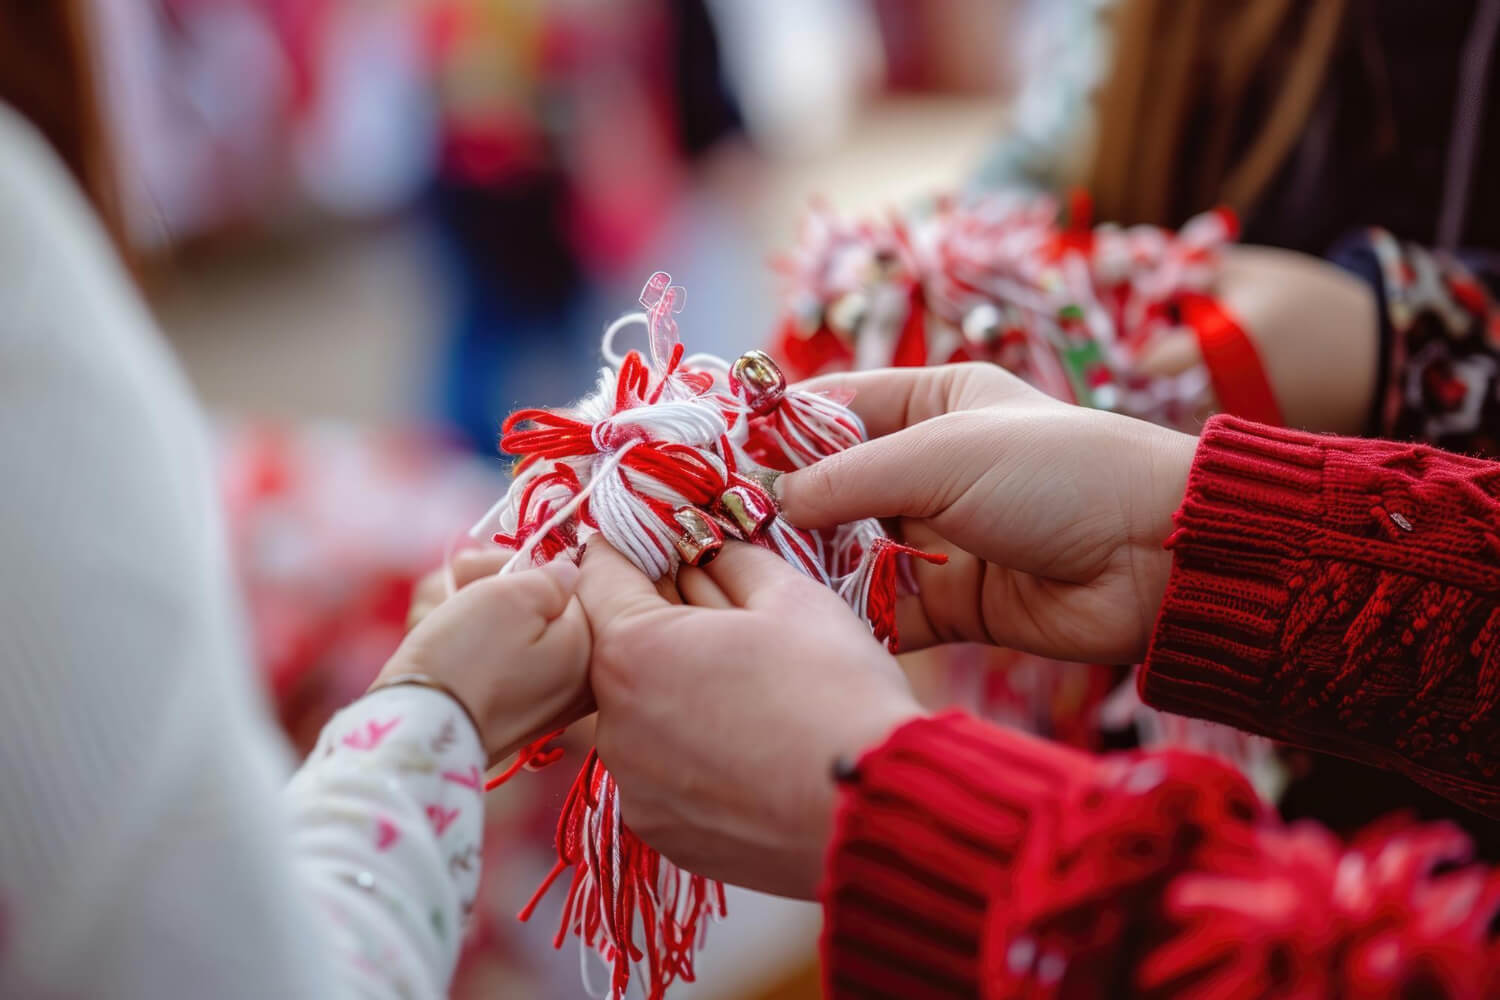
[672,507,724,566]
[719,484,776,538]
[731,349,788,414]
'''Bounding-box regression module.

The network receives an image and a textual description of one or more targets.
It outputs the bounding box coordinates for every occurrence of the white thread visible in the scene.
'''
[499,441,642,574]
[602,311,650,367]
[594,397,727,451]
[467,492,511,540]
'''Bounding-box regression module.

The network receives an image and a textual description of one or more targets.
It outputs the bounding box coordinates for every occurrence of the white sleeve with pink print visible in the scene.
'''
[0,106,486,1000]
[285,686,486,999]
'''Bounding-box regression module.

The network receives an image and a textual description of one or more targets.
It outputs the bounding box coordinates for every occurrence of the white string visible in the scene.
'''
[467,491,511,540]
[499,440,642,575]
[602,311,650,367]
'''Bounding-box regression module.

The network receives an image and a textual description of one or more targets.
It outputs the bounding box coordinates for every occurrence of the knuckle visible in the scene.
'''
[961,360,1027,401]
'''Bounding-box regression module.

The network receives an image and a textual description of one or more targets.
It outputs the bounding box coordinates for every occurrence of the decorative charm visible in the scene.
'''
[770,191,1256,431]
[468,273,945,1000]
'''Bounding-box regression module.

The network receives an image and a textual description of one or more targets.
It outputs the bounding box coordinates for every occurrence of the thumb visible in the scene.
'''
[776,416,974,530]
[465,557,579,627]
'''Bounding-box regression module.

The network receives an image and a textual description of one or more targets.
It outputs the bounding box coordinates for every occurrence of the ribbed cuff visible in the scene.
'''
[819,712,1091,1000]
[1140,415,1331,729]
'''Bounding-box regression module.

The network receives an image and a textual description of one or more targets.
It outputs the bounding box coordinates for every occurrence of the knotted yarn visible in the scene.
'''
[772,190,1249,430]
[468,272,945,999]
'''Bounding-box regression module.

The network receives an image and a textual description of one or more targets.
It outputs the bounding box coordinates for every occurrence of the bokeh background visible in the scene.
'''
[96,1,1080,996]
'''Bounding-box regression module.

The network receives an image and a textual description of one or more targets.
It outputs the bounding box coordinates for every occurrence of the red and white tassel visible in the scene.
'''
[472,272,942,1000]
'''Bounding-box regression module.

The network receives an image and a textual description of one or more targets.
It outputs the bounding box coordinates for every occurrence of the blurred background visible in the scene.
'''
[101,3,1023,996]
[78,0,1492,996]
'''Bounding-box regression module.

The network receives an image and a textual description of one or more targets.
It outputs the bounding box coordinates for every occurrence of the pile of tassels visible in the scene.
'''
[772,190,1278,431]
[467,271,943,999]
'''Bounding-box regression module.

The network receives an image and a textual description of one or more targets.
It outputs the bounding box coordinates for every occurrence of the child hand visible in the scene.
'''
[405,548,513,632]
[377,558,592,767]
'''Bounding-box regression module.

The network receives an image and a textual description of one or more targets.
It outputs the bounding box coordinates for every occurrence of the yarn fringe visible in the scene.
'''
[474,272,942,999]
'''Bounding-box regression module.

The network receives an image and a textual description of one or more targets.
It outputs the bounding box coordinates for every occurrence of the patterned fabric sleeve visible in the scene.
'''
[284,686,487,999]
[1330,229,1500,455]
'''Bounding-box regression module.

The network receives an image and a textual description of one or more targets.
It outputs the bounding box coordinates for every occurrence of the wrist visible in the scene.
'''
[370,660,518,763]
[796,693,925,898]
[1128,422,1197,656]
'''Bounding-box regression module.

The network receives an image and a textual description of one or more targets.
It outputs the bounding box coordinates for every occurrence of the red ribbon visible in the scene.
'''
[1178,292,1284,427]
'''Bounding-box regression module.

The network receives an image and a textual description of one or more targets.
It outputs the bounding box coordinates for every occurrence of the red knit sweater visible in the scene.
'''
[821,415,1500,998]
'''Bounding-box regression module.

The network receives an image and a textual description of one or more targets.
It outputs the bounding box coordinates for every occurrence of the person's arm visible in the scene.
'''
[1165,233,1500,452]
[1174,245,1379,434]
[771,362,1500,816]
[0,106,587,999]
[824,713,1500,999]
[1140,414,1500,816]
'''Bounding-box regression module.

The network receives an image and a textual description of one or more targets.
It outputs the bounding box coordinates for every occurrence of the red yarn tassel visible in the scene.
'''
[839,537,948,651]
[517,752,726,1000]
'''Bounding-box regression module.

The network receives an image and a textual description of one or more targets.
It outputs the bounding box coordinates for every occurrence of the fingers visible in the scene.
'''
[452,547,513,587]
[408,547,517,632]
[578,540,671,629]
[796,363,1030,439]
[775,417,972,530]
[677,566,734,609]
[893,595,938,653]
[464,557,579,626]
[407,570,447,632]
[701,540,831,610]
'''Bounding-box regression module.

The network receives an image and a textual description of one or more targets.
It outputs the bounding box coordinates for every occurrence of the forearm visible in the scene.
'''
[283,686,487,998]
[1142,415,1500,815]
[1218,245,1379,434]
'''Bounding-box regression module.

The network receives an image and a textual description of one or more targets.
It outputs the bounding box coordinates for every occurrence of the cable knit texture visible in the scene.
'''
[825,415,1500,997]
[1142,414,1500,815]
[824,715,1500,998]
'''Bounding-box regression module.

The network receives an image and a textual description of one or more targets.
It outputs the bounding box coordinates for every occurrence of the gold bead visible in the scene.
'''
[719,484,776,538]
[739,466,782,496]
[672,507,724,566]
[731,350,788,414]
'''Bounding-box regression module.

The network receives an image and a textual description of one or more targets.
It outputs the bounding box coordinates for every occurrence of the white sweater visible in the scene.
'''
[0,105,483,998]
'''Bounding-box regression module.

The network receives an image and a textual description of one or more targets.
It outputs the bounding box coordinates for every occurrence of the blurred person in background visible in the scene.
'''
[968,0,1500,850]
[1093,0,1500,853]
[0,5,595,997]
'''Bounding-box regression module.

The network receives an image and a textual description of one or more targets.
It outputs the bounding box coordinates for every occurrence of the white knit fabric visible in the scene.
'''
[0,104,484,999]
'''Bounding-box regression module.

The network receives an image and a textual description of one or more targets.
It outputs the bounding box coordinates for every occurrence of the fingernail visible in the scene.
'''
[539,558,580,592]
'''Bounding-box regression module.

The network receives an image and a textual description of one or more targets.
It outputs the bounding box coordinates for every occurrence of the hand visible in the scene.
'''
[377,555,592,767]
[776,363,1197,664]
[578,540,922,899]
[406,548,512,633]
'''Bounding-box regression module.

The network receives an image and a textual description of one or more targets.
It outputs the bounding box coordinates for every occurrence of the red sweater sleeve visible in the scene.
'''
[822,714,1500,999]
[1141,414,1500,815]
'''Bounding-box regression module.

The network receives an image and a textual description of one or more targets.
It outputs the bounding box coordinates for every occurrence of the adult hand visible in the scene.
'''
[376,555,593,767]
[578,540,923,899]
[777,363,1198,664]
